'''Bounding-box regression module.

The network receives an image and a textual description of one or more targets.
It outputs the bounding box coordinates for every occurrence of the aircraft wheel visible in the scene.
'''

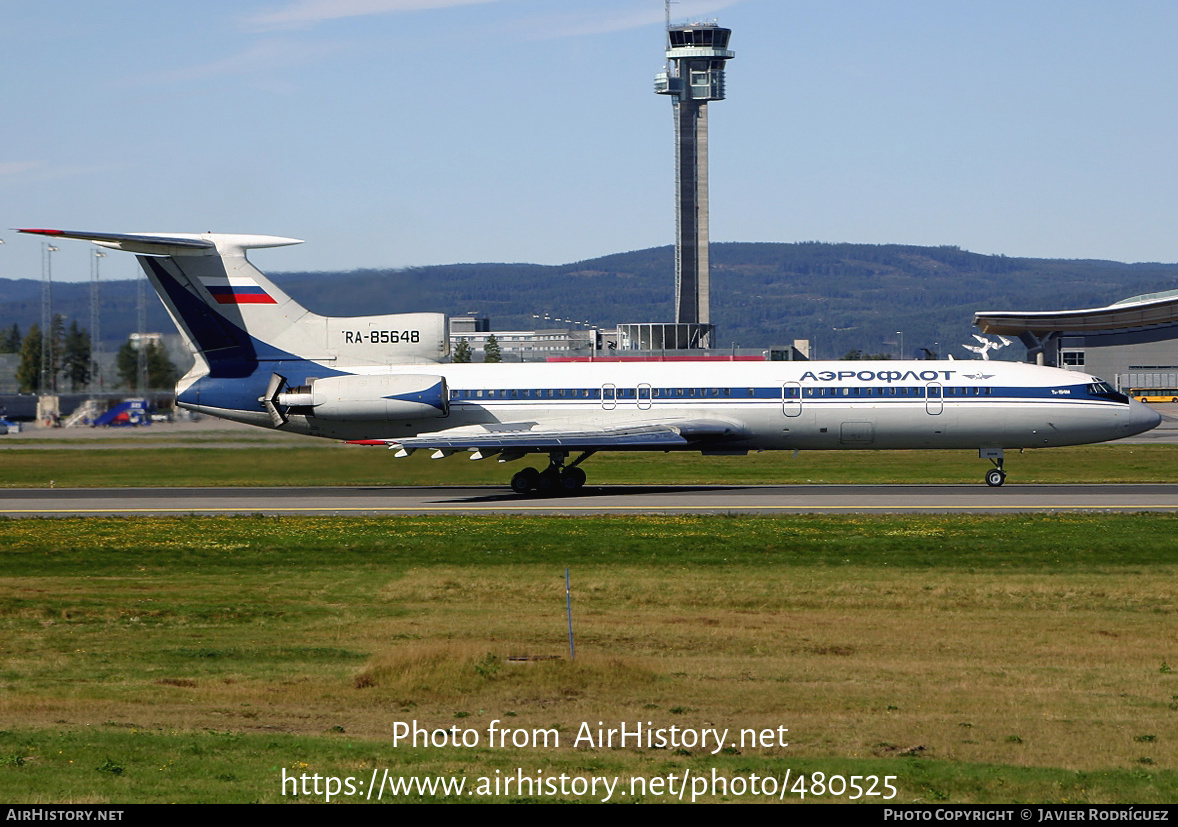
[560,467,586,493]
[511,468,539,494]
[535,468,562,496]
[985,468,1006,488]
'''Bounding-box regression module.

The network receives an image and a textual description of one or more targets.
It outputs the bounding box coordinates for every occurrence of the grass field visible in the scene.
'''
[0,514,1175,803]
[1,442,1177,487]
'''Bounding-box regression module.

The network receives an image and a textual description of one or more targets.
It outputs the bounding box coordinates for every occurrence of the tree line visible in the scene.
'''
[451,334,501,363]
[0,317,176,393]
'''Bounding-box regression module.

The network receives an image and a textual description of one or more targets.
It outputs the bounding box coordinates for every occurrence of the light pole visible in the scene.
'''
[136,272,147,395]
[895,330,904,361]
[91,249,106,394]
[41,242,59,393]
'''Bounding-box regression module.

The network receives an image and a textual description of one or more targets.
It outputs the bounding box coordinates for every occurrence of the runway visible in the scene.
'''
[2,483,1176,516]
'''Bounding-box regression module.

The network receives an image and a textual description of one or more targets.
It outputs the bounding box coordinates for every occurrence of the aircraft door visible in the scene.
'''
[602,383,616,411]
[925,382,943,415]
[783,382,802,417]
[637,383,652,410]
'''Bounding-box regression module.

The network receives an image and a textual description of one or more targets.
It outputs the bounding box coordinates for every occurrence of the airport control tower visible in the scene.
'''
[654,18,733,349]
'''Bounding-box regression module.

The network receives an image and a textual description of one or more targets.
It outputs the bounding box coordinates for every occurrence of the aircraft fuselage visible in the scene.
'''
[178,358,1159,452]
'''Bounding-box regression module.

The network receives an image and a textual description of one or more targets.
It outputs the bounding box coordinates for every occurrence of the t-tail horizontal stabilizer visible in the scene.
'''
[18,229,303,256]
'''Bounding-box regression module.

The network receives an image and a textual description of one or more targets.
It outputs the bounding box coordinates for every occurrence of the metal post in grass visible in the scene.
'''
[565,567,575,660]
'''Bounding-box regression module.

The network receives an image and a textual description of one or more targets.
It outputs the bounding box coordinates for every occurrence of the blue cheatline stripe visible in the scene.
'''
[447,386,1122,405]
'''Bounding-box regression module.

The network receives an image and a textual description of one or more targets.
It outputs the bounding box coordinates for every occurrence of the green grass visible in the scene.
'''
[0,513,1176,570]
[1,728,1172,804]
[1,443,1176,487]
[0,515,1176,803]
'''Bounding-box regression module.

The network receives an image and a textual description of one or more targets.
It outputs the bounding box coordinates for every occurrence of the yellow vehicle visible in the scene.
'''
[1129,388,1178,403]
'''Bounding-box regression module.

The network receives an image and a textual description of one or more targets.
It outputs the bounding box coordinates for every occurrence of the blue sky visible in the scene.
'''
[5,0,1178,283]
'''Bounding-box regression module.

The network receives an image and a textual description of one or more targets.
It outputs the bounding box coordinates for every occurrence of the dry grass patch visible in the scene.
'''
[353,640,658,712]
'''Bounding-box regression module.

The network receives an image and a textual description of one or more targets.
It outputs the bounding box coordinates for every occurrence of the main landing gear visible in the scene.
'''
[981,448,1006,487]
[510,451,594,496]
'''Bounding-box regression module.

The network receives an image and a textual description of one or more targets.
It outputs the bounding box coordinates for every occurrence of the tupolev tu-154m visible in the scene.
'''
[19,229,1160,492]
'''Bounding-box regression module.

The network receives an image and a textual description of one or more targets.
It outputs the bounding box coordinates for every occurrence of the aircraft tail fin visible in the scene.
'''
[20,230,312,369]
[19,229,449,424]
[17,229,449,373]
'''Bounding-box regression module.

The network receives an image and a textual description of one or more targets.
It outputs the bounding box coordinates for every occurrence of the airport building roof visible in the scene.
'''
[974,288,1178,336]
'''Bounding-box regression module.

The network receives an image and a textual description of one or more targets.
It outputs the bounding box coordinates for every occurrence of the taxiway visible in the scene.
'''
[2,483,1176,516]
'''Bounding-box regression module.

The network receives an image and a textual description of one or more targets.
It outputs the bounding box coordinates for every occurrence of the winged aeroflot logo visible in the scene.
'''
[962,373,995,380]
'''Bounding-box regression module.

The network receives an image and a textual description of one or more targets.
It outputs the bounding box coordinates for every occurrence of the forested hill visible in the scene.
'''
[3,242,1178,360]
[274,242,1178,359]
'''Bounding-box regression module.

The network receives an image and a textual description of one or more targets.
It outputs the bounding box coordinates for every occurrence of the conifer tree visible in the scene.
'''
[453,338,472,363]
[0,324,19,353]
[483,334,502,363]
[61,321,91,391]
[15,325,42,393]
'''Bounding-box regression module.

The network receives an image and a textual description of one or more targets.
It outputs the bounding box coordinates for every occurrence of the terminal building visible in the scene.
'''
[448,316,809,362]
[974,287,1178,393]
[448,315,602,361]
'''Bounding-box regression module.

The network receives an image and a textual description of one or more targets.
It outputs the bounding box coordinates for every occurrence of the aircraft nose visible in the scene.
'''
[1125,399,1162,436]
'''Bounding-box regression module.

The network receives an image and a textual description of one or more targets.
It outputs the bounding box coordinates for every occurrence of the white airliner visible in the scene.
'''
[20,229,1160,491]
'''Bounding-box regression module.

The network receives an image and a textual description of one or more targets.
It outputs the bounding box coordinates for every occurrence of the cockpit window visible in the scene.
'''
[1087,381,1129,404]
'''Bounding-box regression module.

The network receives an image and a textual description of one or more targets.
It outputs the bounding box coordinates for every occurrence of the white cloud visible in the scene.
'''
[144,38,346,86]
[244,0,746,39]
[0,162,43,178]
[245,0,501,31]
[0,160,125,187]
[514,0,746,41]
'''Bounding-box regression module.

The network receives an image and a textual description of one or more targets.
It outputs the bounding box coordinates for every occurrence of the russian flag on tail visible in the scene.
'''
[201,276,277,304]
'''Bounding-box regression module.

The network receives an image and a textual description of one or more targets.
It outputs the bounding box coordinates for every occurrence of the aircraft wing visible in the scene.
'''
[353,419,747,455]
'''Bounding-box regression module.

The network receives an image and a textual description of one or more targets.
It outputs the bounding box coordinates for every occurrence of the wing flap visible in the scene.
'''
[353,419,745,453]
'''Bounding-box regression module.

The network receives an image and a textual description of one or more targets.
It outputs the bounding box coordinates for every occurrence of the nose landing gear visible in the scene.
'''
[981,448,1006,487]
[510,451,594,496]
